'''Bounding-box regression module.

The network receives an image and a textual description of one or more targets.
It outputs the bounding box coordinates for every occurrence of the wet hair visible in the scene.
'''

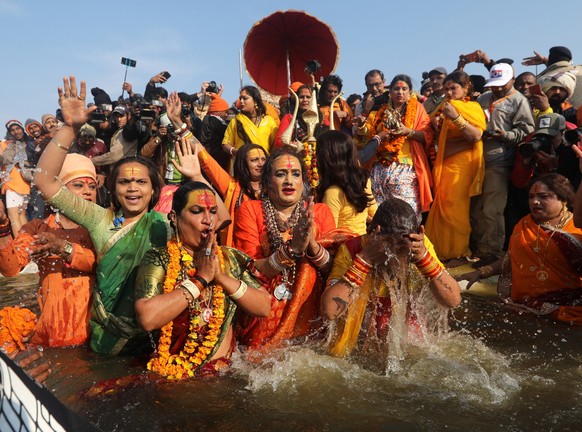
[171,181,215,215]
[389,74,413,90]
[365,69,384,83]
[444,71,473,95]
[529,173,575,210]
[233,143,267,200]
[368,198,419,237]
[315,130,373,212]
[261,148,309,199]
[108,156,163,212]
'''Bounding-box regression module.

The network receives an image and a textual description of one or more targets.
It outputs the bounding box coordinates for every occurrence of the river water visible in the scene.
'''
[2,271,581,432]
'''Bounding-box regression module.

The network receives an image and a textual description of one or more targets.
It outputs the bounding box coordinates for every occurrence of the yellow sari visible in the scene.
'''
[425,99,486,260]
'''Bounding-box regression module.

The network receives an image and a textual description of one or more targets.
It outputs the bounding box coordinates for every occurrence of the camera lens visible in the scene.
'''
[564,128,582,146]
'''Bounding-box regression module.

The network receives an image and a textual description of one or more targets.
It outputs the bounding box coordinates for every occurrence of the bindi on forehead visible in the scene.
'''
[248,149,263,159]
[188,190,216,209]
[123,166,142,177]
[273,155,299,171]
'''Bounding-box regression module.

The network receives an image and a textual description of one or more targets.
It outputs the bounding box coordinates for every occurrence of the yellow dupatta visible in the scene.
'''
[432,99,486,197]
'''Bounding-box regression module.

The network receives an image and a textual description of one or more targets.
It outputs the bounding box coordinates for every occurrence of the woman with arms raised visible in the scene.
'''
[164,91,266,246]
[33,77,227,355]
[135,182,271,379]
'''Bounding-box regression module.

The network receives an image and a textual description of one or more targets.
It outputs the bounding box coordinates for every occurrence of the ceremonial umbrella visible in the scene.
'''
[243,10,339,96]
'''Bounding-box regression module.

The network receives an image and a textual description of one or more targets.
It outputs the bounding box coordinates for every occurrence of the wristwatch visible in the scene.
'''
[62,242,74,257]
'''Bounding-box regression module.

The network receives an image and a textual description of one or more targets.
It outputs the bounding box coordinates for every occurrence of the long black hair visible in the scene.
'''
[233,143,267,200]
[315,130,373,212]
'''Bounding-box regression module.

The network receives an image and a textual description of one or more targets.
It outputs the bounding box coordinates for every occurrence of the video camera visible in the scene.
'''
[89,104,112,125]
[564,127,582,146]
[518,134,553,159]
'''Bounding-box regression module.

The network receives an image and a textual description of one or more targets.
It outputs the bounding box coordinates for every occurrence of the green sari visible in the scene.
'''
[90,211,170,355]
[47,187,172,355]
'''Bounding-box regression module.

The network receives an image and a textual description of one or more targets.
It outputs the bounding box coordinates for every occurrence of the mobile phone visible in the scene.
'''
[161,71,171,80]
[121,57,137,68]
[463,51,480,63]
[529,84,543,96]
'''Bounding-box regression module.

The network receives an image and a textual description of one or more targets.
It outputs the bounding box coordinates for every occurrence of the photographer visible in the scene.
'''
[510,114,581,221]
[90,105,138,169]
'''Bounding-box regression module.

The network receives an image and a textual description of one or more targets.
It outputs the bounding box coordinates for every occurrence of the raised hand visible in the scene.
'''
[57,76,95,129]
[166,92,183,126]
[409,225,427,263]
[522,50,546,66]
[173,137,202,181]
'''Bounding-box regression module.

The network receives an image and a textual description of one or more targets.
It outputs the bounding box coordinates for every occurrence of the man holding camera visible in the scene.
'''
[508,113,581,227]
[90,105,138,169]
[470,63,534,264]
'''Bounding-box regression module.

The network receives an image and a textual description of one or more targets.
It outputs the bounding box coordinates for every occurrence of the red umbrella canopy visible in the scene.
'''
[244,10,339,96]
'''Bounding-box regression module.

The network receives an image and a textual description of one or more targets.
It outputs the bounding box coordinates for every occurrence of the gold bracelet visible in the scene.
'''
[52,139,70,152]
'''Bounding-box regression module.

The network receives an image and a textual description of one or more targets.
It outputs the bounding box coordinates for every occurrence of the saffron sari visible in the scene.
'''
[425,99,486,260]
[498,215,582,324]
[233,200,339,349]
[0,215,96,347]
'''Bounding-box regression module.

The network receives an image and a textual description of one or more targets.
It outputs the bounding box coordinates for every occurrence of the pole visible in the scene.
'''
[121,66,129,100]
[239,49,244,90]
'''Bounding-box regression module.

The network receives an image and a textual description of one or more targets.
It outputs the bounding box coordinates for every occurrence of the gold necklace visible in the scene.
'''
[531,224,557,281]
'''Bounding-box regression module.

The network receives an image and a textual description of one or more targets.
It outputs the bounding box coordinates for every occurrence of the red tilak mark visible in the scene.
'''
[286,156,293,170]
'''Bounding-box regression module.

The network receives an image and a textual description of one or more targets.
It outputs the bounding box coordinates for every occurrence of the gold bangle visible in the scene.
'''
[229,280,248,300]
[52,139,70,151]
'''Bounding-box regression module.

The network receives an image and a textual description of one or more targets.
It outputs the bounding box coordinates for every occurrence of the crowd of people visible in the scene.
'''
[1,45,582,382]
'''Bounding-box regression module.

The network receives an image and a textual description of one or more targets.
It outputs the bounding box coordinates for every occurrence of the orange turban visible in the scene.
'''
[208,94,229,113]
[290,81,304,92]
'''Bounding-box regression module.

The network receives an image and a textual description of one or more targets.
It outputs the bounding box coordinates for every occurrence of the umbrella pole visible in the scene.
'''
[286,48,291,91]
[239,49,244,90]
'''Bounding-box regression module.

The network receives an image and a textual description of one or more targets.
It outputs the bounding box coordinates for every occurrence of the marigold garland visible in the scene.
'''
[302,140,319,191]
[147,238,226,380]
[373,94,418,164]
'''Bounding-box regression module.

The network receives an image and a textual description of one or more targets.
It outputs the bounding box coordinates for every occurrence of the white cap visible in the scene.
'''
[484,63,514,87]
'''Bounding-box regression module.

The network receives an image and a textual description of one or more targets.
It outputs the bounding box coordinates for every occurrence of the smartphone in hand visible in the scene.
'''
[529,84,543,96]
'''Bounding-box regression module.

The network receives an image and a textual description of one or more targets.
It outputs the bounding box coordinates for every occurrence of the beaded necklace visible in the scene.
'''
[262,195,304,295]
